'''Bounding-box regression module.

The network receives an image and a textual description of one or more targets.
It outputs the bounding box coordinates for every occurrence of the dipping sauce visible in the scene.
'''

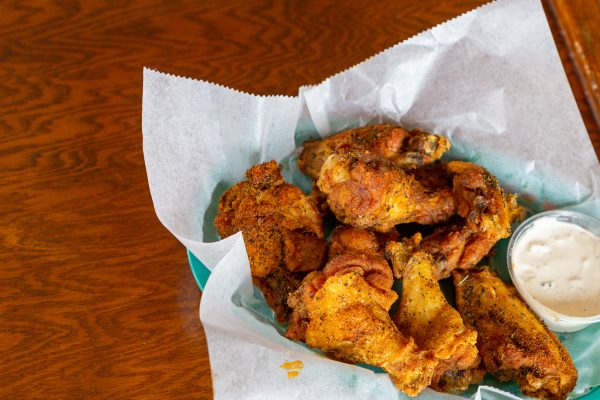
[511,217,600,317]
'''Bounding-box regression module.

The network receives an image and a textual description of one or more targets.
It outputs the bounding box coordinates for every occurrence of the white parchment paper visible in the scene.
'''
[142,0,600,398]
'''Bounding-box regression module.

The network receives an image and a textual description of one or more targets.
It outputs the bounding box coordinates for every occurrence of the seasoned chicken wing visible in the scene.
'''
[214,161,327,322]
[420,162,524,278]
[324,227,395,293]
[286,224,436,396]
[286,270,436,396]
[434,367,487,394]
[317,147,455,232]
[389,250,482,393]
[288,224,396,342]
[298,124,451,180]
[328,224,399,260]
[386,161,525,279]
[453,268,577,400]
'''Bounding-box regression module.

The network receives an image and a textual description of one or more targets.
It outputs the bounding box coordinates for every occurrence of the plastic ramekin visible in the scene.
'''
[507,209,600,332]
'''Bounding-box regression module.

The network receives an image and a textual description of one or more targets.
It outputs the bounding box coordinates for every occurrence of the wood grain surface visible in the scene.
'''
[1,1,598,399]
[548,0,600,128]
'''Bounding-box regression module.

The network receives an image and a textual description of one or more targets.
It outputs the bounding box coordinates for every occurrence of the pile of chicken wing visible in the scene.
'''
[215,124,577,399]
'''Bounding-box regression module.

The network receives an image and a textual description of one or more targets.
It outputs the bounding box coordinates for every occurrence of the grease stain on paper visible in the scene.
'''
[280,360,303,379]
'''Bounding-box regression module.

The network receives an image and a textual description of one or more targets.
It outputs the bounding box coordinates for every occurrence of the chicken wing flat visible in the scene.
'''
[317,147,455,232]
[298,124,451,180]
[389,250,482,393]
[286,270,436,396]
[453,268,577,400]
[214,161,327,322]
[386,161,525,279]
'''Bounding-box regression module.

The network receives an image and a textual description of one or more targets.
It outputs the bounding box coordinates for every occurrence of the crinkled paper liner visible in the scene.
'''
[142,0,600,398]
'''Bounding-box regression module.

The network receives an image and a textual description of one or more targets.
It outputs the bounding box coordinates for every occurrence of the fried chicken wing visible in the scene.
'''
[324,226,397,293]
[214,161,327,322]
[307,183,331,216]
[298,124,451,180]
[434,367,487,394]
[420,162,524,278]
[317,147,455,232]
[286,270,436,396]
[387,161,525,279]
[288,225,396,341]
[453,268,577,400]
[447,161,519,239]
[389,250,481,393]
[286,225,436,396]
[384,232,424,279]
[328,224,399,260]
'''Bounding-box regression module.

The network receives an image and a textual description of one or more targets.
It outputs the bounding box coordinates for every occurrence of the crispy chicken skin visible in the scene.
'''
[286,225,436,396]
[214,161,327,322]
[307,183,331,216]
[298,124,451,180]
[286,271,436,396]
[328,224,399,260]
[324,225,395,293]
[390,251,482,393]
[420,162,524,278]
[434,367,487,394]
[385,232,424,279]
[386,161,525,279]
[288,225,396,341]
[317,147,456,232]
[453,268,578,400]
[446,161,520,242]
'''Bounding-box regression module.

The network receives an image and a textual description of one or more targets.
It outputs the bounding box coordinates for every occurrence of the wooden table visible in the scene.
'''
[1,1,598,398]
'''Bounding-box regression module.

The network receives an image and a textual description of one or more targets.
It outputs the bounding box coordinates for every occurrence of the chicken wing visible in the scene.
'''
[386,161,525,279]
[286,270,436,396]
[287,224,396,342]
[214,161,327,322]
[389,250,482,393]
[317,147,455,232]
[298,124,451,180]
[328,224,399,260]
[453,268,577,400]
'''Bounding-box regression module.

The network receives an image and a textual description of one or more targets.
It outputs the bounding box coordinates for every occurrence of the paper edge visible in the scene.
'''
[143,0,599,395]
[143,0,497,100]
[298,0,496,92]
[142,66,297,99]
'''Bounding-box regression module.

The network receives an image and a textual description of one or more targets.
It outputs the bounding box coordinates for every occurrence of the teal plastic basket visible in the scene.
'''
[187,247,600,399]
[186,249,211,291]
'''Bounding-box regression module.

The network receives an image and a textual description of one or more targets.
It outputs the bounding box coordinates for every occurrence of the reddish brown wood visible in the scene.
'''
[0,1,597,398]
[547,0,600,130]
[543,0,600,156]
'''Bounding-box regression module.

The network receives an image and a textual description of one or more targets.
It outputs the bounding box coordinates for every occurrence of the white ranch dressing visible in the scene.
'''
[511,217,600,317]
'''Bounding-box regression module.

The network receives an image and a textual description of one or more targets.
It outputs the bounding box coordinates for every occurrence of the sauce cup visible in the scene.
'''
[507,210,600,332]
